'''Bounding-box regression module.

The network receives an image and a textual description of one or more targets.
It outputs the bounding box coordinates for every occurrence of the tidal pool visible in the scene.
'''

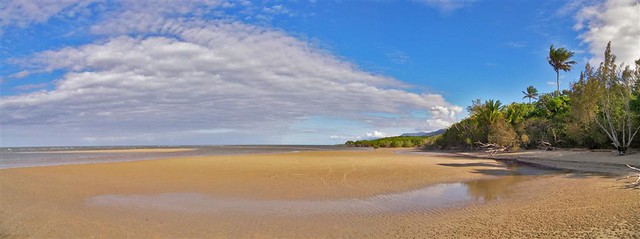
[87,164,554,216]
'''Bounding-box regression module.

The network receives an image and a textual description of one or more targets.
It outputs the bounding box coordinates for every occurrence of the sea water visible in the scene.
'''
[0,145,355,169]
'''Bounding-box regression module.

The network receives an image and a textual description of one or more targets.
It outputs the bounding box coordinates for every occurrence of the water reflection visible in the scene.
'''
[87,183,473,216]
[464,176,526,201]
[87,165,553,215]
[463,161,555,201]
[86,161,556,215]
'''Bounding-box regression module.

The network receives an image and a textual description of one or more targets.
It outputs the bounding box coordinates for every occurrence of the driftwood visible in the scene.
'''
[475,141,507,155]
[617,164,640,188]
[537,140,555,151]
[625,164,640,188]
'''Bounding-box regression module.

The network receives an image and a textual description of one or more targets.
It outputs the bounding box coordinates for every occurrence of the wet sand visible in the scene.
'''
[458,150,640,175]
[1,149,639,238]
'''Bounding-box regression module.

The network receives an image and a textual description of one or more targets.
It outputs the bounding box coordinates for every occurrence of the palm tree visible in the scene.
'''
[480,99,503,124]
[522,85,539,103]
[547,45,576,94]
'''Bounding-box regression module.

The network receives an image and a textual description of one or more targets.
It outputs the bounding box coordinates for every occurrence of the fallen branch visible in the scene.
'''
[627,164,640,188]
[618,164,640,188]
[475,141,507,155]
[537,140,554,151]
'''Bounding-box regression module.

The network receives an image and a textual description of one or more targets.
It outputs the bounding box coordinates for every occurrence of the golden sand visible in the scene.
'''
[0,149,638,238]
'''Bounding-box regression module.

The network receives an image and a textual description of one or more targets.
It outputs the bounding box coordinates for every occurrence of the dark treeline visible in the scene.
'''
[345,135,438,148]
[434,42,639,154]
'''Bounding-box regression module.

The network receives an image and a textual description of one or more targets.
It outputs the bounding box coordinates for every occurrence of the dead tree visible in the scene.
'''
[594,66,639,155]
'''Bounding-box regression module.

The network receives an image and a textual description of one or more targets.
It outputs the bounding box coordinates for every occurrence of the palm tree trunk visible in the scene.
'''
[556,70,560,94]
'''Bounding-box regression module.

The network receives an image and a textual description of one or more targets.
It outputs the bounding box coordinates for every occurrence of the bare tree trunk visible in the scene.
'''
[556,70,560,94]
[595,74,640,155]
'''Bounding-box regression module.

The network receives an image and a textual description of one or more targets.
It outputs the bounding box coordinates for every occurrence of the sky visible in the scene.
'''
[0,0,639,146]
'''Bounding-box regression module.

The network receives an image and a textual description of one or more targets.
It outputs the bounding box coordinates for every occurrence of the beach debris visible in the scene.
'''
[618,164,640,188]
[537,140,555,151]
[475,141,507,155]
[626,164,640,188]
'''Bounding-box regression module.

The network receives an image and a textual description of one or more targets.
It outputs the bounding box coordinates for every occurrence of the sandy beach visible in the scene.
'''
[1,149,639,238]
[459,150,640,175]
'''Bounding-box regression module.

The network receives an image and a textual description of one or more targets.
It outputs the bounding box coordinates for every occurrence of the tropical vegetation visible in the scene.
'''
[548,45,577,93]
[346,42,640,154]
[435,42,639,154]
[522,85,539,103]
[345,135,438,148]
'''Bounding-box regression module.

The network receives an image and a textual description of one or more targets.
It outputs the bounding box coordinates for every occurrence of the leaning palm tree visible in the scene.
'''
[547,45,577,94]
[521,85,538,103]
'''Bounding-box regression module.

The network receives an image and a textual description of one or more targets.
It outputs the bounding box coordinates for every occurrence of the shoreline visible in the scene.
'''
[397,147,639,176]
[451,149,639,176]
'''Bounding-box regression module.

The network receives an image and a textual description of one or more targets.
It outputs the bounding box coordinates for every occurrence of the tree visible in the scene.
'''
[468,99,504,126]
[522,85,539,103]
[593,42,640,155]
[547,45,577,94]
[566,63,607,147]
[488,115,519,150]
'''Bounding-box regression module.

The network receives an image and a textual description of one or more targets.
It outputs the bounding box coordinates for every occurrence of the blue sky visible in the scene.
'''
[1,0,639,146]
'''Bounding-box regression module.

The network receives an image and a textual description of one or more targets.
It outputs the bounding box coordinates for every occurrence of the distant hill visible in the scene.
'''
[345,129,444,148]
[400,129,445,137]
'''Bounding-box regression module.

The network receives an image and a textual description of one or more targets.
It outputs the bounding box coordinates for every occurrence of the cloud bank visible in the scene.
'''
[1,1,462,146]
[574,0,640,65]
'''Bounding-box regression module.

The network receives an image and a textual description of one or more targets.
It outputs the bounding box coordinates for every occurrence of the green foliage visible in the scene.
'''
[345,135,434,148]
[522,85,539,103]
[548,45,577,93]
[505,102,533,126]
[590,42,640,153]
[488,115,520,150]
[532,94,570,119]
[565,63,608,148]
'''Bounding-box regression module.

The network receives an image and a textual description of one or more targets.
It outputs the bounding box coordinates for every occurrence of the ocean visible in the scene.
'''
[0,145,356,169]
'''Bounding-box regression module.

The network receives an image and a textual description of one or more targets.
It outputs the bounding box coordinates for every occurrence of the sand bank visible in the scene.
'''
[1,149,638,238]
[457,149,640,175]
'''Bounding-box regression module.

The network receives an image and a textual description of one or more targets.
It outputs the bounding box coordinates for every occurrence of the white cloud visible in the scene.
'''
[386,50,411,65]
[418,0,475,12]
[1,21,461,145]
[188,128,236,134]
[0,0,97,31]
[574,0,640,65]
[424,119,452,131]
[365,131,388,138]
[329,135,362,140]
[12,83,48,91]
[505,41,527,48]
[263,5,290,15]
[9,70,31,78]
[556,0,599,17]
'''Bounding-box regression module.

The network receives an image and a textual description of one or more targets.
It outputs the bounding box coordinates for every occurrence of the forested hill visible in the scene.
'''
[345,135,440,148]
